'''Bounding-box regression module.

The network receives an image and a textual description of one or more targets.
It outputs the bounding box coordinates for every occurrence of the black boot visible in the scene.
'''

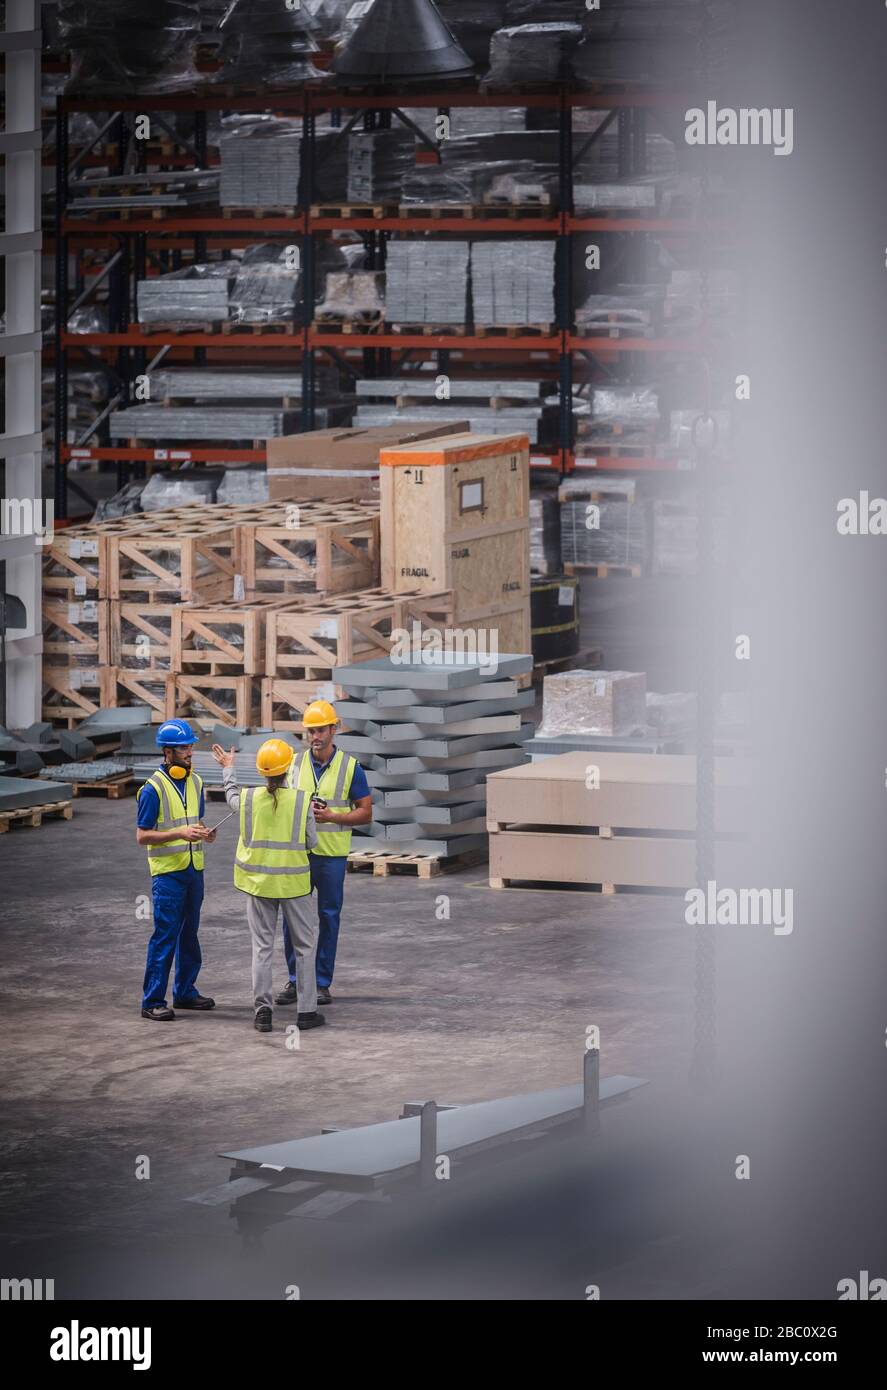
[275,981,299,1006]
[297,1012,326,1031]
[254,1006,272,1033]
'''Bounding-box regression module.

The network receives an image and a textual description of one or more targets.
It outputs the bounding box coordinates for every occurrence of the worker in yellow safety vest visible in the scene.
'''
[276,700,372,1007]
[212,738,325,1033]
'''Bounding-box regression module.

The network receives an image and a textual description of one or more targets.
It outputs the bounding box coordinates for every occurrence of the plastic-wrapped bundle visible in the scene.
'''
[403,105,526,138]
[140,472,220,512]
[591,386,660,427]
[504,0,589,21]
[108,406,301,441]
[146,368,333,401]
[59,0,203,94]
[385,241,470,326]
[220,117,302,209]
[529,493,562,576]
[652,494,729,576]
[217,468,269,506]
[471,241,555,327]
[539,670,648,739]
[309,129,350,204]
[137,264,234,325]
[216,0,322,87]
[669,409,730,458]
[93,483,145,522]
[315,271,385,322]
[403,130,558,206]
[646,691,696,737]
[347,130,415,204]
[574,182,659,212]
[485,23,582,87]
[664,269,738,334]
[559,478,648,570]
[575,288,664,336]
[571,7,716,87]
[435,2,506,66]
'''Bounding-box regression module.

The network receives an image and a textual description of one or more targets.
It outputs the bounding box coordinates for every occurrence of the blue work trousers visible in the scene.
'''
[142,866,204,1009]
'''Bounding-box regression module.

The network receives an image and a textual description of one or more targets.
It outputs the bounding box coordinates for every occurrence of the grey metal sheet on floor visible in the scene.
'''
[221,1077,647,1188]
[0,775,73,810]
[333,655,532,691]
[344,679,522,707]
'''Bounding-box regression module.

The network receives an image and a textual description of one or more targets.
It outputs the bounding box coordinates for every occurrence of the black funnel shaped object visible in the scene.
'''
[333,0,475,83]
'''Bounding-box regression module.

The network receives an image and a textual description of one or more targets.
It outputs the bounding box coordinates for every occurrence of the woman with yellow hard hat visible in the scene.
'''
[211,738,325,1034]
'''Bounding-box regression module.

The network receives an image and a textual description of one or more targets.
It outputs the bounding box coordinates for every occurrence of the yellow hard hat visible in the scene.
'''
[255,738,295,778]
[303,699,338,729]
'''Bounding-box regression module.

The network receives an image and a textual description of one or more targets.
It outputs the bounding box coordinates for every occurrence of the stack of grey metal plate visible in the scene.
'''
[385,240,470,326]
[147,369,306,400]
[137,278,230,325]
[334,654,534,859]
[68,169,219,213]
[353,374,541,439]
[108,405,301,441]
[471,241,556,327]
[220,118,302,208]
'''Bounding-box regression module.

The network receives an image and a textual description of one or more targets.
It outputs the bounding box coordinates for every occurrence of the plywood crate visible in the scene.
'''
[43,598,110,666]
[172,598,290,676]
[487,752,752,890]
[109,522,236,604]
[266,588,454,679]
[169,674,260,729]
[109,601,177,671]
[101,667,170,723]
[380,432,531,618]
[237,506,381,599]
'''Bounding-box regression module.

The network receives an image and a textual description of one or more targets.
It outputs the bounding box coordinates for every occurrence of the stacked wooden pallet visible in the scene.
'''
[486,752,751,893]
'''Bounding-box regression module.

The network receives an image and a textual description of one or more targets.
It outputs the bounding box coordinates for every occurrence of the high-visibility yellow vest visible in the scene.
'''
[287,748,357,857]
[234,785,311,899]
[141,770,205,876]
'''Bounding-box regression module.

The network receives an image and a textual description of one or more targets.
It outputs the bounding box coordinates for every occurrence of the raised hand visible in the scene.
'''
[211,744,237,769]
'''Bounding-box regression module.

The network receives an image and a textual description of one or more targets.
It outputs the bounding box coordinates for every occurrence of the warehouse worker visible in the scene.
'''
[137,719,216,1022]
[212,740,324,1033]
[276,700,372,1007]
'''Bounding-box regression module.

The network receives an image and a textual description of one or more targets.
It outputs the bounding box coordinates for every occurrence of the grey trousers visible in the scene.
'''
[246,894,318,1014]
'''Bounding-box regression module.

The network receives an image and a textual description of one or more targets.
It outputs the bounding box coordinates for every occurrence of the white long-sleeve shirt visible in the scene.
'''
[222,766,319,851]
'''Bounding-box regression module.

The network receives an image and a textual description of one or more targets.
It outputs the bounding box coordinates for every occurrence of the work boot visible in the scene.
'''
[141,1006,175,1021]
[254,1006,272,1033]
[275,981,299,1006]
[173,993,215,1010]
[297,1012,326,1031]
[317,987,332,1006]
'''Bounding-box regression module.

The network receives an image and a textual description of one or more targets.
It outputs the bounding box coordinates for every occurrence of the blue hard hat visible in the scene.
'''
[156,718,198,748]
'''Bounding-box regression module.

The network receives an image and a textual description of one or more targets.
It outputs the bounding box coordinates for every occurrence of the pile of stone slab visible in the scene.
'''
[333,653,534,859]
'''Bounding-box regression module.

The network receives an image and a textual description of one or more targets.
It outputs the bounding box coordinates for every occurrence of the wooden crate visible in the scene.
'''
[171,598,288,676]
[380,432,531,612]
[169,674,260,729]
[265,588,453,679]
[101,667,170,723]
[109,523,236,604]
[237,503,381,598]
[42,665,104,726]
[109,601,177,671]
[41,528,107,599]
[42,598,110,666]
[261,678,337,733]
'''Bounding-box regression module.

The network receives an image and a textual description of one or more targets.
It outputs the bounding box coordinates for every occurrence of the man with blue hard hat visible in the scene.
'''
[136,718,216,1021]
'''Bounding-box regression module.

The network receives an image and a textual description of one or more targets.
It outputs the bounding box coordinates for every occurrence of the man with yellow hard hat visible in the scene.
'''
[276,699,372,1007]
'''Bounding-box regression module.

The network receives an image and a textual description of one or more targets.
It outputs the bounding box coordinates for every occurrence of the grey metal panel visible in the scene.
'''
[345,678,521,707]
[333,655,532,690]
[221,1077,647,1186]
[355,378,541,401]
[384,814,487,839]
[379,785,488,808]
[350,833,487,858]
[339,691,534,724]
[363,742,532,776]
[527,734,675,758]
[338,727,530,758]
[362,714,522,741]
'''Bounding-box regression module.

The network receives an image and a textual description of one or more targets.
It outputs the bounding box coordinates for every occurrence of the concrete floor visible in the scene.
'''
[0,792,708,1300]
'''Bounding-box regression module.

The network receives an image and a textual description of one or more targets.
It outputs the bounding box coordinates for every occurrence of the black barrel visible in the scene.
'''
[531,574,580,665]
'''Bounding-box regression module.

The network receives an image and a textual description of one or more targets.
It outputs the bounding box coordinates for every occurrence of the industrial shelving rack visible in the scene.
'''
[52,81,722,519]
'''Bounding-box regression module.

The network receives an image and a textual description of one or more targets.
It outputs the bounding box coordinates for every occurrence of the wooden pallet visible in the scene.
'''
[310,203,396,220]
[42,598,110,666]
[139,321,230,335]
[70,772,136,800]
[221,205,297,219]
[388,323,468,337]
[563,563,642,579]
[109,524,237,605]
[110,601,177,669]
[101,668,170,723]
[0,800,73,833]
[265,589,453,680]
[480,198,553,216]
[238,508,381,599]
[42,666,104,727]
[474,324,553,338]
[347,848,487,879]
[313,317,384,335]
[398,204,478,220]
[172,602,282,677]
[171,674,260,729]
[42,529,106,600]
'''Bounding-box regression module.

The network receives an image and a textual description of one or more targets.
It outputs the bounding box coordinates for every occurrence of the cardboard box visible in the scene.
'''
[267,423,470,503]
[489,828,749,890]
